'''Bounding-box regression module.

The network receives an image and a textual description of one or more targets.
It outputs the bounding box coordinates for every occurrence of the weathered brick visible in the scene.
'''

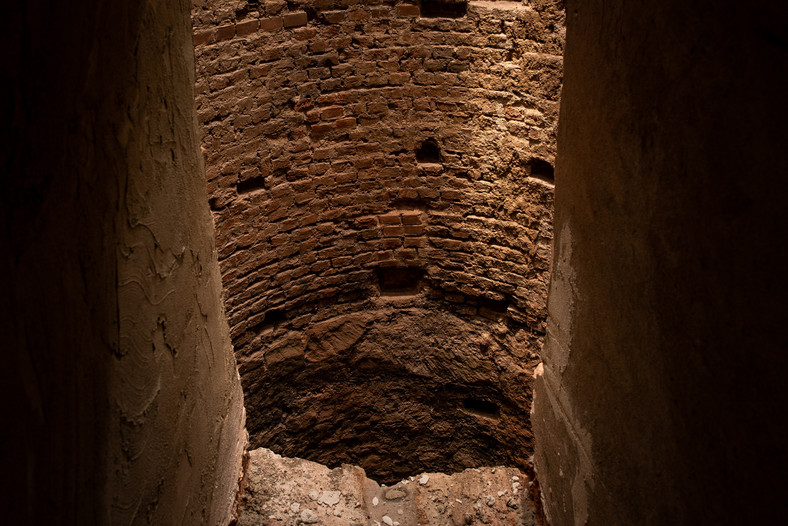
[192,0,562,440]
[260,16,283,31]
[322,10,347,24]
[335,117,357,129]
[193,29,215,46]
[310,122,334,135]
[320,106,344,120]
[215,24,235,41]
[383,226,406,236]
[348,8,371,22]
[396,4,421,17]
[401,211,423,224]
[294,28,317,41]
[283,11,308,28]
[236,19,260,37]
[379,214,401,225]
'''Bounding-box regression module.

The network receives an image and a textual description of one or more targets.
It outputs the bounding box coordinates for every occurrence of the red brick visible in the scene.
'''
[260,16,283,31]
[310,39,330,53]
[404,237,427,248]
[294,28,317,41]
[388,72,411,85]
[401,211,423,224]
[310,123,334,135]
[383,226,406,236]
[335,117,357,130]
[441,189,463,201]
[283,12,308,28]
[320,106,344,120]
[355,216,378,228]
[379,214,401,225]
[270,234,289,247]
[250,64,272,80]
[396,4,421,17]
[395,248,418,260]
[193,29,215,46]
[215,24,235,41]
[305,109,320,123]
[348,8,371,21]
[236,19,259,36]
[382,238,402,249]
[403,225,425,236]
[323,11,347,24]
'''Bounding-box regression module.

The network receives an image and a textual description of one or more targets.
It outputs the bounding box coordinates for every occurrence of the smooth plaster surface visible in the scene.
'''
[1,1,245,523]
[533,1,788,524]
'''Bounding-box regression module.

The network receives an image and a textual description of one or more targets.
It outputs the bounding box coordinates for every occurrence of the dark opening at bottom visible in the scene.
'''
[463,397,501,420]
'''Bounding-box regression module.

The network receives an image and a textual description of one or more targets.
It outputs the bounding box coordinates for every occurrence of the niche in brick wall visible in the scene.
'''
[237,175,266,194]
[416,138,442,163]
[419,0,468,18]
[526,157,555,183]
[248,309,286,334]
[376,266,425,296]
[462,397,501,420]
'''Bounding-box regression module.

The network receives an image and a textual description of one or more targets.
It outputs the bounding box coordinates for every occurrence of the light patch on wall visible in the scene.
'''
[543,220,577,375]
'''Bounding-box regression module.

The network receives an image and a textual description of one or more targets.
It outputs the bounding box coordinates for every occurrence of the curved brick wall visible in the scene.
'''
[193,0,563,482]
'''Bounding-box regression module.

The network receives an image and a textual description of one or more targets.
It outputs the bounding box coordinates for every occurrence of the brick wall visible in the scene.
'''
[193,0,564,480]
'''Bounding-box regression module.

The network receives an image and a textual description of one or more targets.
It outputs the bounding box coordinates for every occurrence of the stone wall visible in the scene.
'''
[193,0,563,482]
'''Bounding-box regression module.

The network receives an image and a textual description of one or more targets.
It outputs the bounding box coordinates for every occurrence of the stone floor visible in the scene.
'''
[235,448,537,526]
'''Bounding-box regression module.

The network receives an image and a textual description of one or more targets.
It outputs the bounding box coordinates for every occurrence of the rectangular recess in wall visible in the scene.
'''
[237,176,266,194]
[377,266,425,296]
[419,0,468,18]
[391,198,429,211]
[462,397,501,420]
[248,309,286,334]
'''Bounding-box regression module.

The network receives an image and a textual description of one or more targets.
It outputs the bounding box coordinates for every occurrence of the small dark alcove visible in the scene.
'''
[419,0,468,18]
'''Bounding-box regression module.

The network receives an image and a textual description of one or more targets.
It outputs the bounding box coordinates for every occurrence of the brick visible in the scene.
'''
[348,8,371,22]
[308,67,331,79]
[404,237,427,248]
[379,214,401,225]
[382,237,402,249]
[236,19,259,37]
[322,10,348,24]
[395,248,418,260]
[283,11,308,28]
[310,39,330,53]
[215,24,235,41]
[441,189,463,201]
[367,102,388,114]
[320,106,344,120]
[401,211,423,224]
[335,117,357,130]
[403,225,425,236]
[383,226,406,236]
[294,28,317,41]
[388,72,411,85]
[260,16,283,31]
[270,234,289,247]
[193,29,215,46]
[396,4,421,17]
[310,122,334,135]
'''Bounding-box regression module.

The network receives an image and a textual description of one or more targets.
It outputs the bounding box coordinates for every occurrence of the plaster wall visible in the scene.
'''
[533,1,788,524]
[1,1,245,523]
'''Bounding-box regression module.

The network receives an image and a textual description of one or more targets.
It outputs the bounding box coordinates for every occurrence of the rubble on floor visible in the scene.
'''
[236,448,536,526]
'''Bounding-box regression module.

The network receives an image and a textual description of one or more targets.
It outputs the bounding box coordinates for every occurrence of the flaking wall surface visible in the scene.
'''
[193,0,563,481]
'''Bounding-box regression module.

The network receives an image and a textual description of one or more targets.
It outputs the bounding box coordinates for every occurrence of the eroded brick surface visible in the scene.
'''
[193,0,564,482]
